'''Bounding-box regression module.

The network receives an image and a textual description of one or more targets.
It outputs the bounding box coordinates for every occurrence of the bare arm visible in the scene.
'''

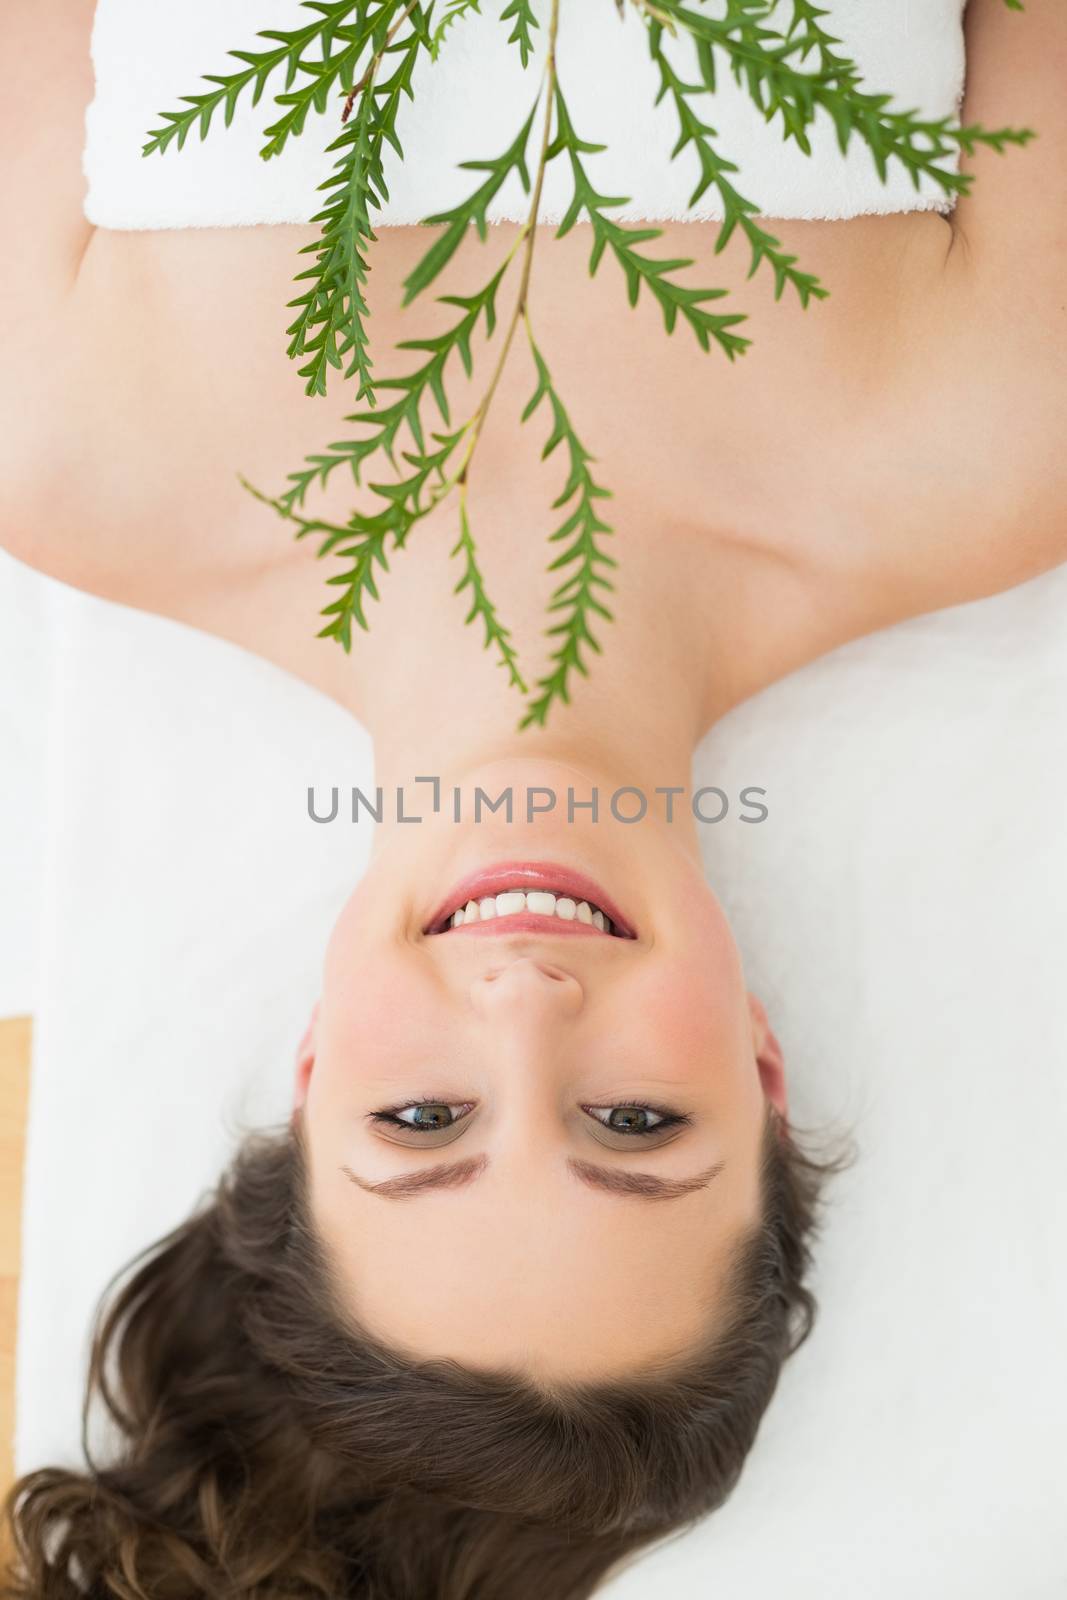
[0,0,348,662]
[0,0,97,514]
[949,0,1066,295]
[855,0,1067,617]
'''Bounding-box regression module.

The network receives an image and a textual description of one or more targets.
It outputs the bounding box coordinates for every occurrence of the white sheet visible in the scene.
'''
[16,567,1067,1596]
[83,0,967,230]
[0,552,58,1019]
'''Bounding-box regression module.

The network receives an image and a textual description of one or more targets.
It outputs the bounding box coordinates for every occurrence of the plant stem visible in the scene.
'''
[452,0,561,486]
[342,0,424,122]
[629,0,677,32]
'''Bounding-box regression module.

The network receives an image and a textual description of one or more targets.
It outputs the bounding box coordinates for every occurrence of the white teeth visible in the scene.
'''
[443,887,621,933]
[496,891,526,916]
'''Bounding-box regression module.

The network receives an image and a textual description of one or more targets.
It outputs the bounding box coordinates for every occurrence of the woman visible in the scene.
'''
[2,1,1064,1596]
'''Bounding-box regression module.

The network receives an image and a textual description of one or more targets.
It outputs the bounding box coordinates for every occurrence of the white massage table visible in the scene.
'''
[12,565,1067,1597]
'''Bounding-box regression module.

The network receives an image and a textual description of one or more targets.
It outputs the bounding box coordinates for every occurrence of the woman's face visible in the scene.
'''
[299,769,785,1384]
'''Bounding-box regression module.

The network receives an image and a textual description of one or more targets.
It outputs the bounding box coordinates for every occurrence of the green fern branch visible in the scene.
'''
[238,472,397,648]
[286,17,427,402]
[401,101,540,304]
[281,261,509,509]
[431,0,483,60]
[143,1,403,160]
[251,82,553,652]
[271,12,561,688]
[647,23,827,307]
[552,85,751,359]
[257,6,407,163]
[500,0,539,68]
[147,0,1036,725]
[657,0,1035,200]
[519,322,617,732]
[452,484,528,692]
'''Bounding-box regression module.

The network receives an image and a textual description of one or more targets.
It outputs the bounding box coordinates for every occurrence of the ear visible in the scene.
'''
[748,994,788,1118]
[292,1002,320,1114]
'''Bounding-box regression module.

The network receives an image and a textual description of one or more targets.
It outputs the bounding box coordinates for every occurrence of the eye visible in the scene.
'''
[582,1102,690,1144]
[368,1101,475,1147]
[373,1102,473,1130]
[587,1105,665,1134]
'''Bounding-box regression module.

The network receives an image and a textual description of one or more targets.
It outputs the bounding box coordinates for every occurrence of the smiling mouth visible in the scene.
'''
[423,863,636,940]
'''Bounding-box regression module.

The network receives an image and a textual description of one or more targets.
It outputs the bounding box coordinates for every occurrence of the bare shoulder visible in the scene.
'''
[5,0,1063,699]
[3,220,388,693]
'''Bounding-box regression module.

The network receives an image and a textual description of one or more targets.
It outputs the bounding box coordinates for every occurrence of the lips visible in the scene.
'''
[423,860,637,939]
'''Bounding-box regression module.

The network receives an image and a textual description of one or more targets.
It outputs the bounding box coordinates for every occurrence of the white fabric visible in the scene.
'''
[0,552,58,1019]
[16,566,1067,1595]
[83,0,968,230]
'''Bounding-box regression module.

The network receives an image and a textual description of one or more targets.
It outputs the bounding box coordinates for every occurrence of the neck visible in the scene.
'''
[364,609,709,863]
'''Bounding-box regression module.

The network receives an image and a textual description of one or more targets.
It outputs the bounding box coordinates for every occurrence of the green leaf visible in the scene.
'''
[552,85,751,360]
[430,0,482,60]
[500,0,539,68]
[519,330,617,732]
[285,14,431,403]
[451,493,528,691]
[402,102,540,304]
[144,2,403,159]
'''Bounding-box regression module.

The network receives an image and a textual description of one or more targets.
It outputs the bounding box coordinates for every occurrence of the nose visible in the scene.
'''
[470,957,583,1018]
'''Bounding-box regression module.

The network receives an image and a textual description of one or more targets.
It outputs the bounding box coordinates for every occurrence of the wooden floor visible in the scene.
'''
[0,1016,31,1510]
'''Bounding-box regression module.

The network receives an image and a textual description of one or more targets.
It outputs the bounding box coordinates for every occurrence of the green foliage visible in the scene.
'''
[238,473,396,649]
[432,0,483,60]
[288,18,427,400]
[654,0,1034,200]
[146,0,1035,730]
[500,0,539,67]
[143,1,410,160]
[245,264,511,651]
[283,264,508,508]
[401,104,539,304]
[519,326,616,731]
[452,487,528,692]
[647,23,827,306]
[551,85,750,358]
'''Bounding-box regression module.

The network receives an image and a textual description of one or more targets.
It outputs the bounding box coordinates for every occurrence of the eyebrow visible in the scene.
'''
[341,1155,488,1199]
[341,1155,723,1203]
[567,1158,725,1201]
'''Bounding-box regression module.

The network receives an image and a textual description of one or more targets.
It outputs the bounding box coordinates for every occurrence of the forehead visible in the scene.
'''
[308,1149,762,1382]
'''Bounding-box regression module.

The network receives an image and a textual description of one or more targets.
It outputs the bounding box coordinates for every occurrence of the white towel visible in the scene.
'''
[16,564,1067,1595]
[83,0,968,230]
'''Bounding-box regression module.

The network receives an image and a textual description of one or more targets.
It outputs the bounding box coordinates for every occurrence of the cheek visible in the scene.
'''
[636,958,748,1066]
[670,861,741,960]
[323,867,400,1007]
[319,892,431,1071]
[320,952,425,1061]
[634,878,755,1091]
[623,963,764,1140]
[657,882,748,1032]
[307,958,436,1135]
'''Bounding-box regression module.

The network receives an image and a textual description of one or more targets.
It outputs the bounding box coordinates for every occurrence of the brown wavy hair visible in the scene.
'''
[3,1109,833,1600]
